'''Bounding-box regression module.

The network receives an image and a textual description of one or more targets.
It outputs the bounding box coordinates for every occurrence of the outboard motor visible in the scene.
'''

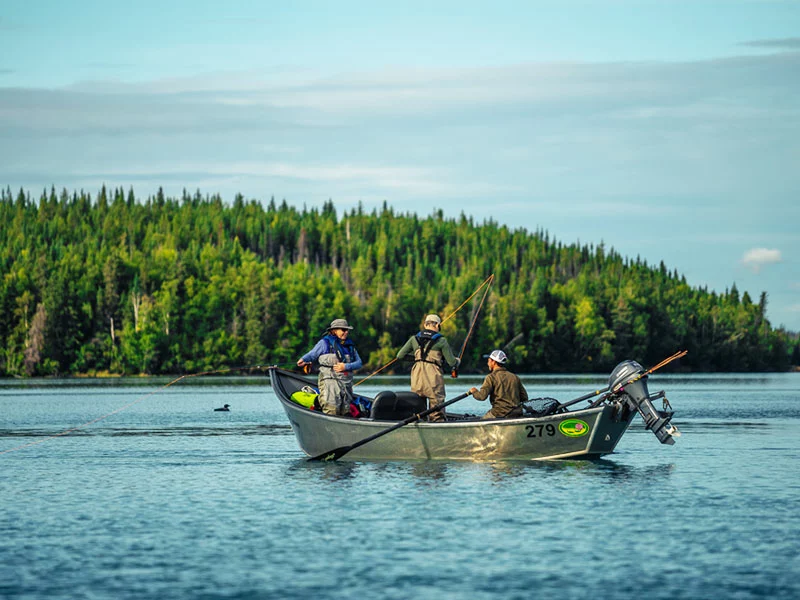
[608,360,680,445]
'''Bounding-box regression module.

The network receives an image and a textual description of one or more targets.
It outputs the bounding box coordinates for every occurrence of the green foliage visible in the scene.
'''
[0,185,797,376]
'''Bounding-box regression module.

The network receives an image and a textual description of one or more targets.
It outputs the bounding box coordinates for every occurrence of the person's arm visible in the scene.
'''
[469,374,493,401]
[297,339,327,366]
[519,379,529,403]
[437,338,460,369]
[396,336,415,360]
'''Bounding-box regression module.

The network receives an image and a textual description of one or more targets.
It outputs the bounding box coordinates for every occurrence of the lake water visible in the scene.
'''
[1,371,799,600]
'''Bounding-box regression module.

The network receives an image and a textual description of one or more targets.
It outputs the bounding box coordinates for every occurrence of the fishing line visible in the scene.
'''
[455,275,494,361]
[354,274,494,387]
[0,362,287,455]
[353,357,398,387]
[441,274,494,325]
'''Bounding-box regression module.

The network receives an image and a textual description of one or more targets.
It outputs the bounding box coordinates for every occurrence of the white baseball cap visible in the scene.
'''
[484,349,508,364]
[425,314,442,325]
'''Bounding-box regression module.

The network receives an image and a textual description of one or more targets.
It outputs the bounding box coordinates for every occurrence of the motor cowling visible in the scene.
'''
[609,360,680,445]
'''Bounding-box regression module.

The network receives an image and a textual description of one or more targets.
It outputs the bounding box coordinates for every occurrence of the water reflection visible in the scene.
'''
[590,459,677,483]
[470,456,678,485]
[284,455,677,489]
[0,424,292,438]
[286,458,359,483]
[407,461,450,484]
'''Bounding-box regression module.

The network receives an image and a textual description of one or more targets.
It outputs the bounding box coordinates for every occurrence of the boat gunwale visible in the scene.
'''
[268,366,608,428]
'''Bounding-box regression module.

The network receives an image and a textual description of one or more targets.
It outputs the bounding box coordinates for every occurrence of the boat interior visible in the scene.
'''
[271,368,482,421]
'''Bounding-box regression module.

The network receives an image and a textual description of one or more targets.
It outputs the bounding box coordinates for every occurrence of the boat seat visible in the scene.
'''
[370,391,427,421]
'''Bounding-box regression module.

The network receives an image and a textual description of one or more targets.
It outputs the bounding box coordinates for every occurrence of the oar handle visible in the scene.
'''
[423,391,471,417]
[308,391,473,462]
[357,392,471,444]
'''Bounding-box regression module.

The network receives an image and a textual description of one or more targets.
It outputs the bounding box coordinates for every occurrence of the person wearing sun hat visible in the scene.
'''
[297,318,363,416]
[469,349,528,419]
[396,313,460,422]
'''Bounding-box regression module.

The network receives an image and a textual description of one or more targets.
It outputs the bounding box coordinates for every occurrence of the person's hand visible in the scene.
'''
[469,387,478,395]
[333,362,347,373]
[297,359,308,367]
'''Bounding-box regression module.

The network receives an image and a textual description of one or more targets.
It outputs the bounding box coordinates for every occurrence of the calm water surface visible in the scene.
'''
[1,372,799,599]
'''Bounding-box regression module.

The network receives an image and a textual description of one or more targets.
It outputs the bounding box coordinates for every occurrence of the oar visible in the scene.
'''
[308,391,473,462]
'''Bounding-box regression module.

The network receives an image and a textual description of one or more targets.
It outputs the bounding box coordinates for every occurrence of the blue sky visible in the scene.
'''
[2,0,799,331]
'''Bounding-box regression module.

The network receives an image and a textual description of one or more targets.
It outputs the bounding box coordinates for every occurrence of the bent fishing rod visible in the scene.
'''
[451,274,494,378]
[354,274,495,386]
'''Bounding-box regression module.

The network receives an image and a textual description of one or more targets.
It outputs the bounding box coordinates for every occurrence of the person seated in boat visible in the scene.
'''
[396,313,459,422]
[469,350,528,419]
[297,318,363,416]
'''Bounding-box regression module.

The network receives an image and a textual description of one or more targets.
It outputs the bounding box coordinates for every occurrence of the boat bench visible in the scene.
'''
[370,391,427,420]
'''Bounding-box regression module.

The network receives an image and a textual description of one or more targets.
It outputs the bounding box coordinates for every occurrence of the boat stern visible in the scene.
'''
[608,360,680,445]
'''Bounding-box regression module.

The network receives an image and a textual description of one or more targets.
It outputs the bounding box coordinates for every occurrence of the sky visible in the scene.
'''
[1,0,799,331]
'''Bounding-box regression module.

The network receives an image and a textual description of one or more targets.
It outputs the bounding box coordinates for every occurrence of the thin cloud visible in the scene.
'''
[740,37,800,49]
[45,161,498,198]
[741,248,782,273]
[85,62,136,71]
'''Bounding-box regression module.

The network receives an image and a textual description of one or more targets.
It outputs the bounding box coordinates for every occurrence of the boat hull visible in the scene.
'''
[269,368,634,461]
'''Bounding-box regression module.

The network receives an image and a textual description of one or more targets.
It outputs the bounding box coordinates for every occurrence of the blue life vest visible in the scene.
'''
[322,334,357,364]
[414,330,442,362]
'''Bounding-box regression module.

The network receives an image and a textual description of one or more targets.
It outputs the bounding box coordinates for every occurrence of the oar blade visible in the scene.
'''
[308,445,351,462]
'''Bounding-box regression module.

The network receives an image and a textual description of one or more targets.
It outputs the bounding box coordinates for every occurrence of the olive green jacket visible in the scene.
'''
[396,332,458,402]
[472,367,528,417]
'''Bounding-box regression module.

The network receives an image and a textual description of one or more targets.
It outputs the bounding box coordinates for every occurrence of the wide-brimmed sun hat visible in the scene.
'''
[328,318,353,331]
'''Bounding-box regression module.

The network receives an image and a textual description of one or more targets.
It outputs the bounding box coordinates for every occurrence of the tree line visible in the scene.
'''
[1,186,797,377]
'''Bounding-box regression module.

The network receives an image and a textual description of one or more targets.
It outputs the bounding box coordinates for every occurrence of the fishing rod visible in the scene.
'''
[451,274,494,378]
[355,274,495,386]
[556,350,689,411]
[502,333,524,353]
[0,360,288,456]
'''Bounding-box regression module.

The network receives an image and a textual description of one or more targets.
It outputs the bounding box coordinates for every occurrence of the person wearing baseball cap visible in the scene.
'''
[396,313,460,422]
[297,318,363,416]
[469,349,528,419]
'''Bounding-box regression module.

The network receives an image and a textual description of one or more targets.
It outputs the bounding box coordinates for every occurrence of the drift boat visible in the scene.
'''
[268,360,680,461]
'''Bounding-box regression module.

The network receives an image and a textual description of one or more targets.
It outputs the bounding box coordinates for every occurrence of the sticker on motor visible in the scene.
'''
[559,419,589,437]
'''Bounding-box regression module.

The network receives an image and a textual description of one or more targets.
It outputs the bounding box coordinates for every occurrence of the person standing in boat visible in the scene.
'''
[396,314,460,422]
[469,349,528,419]
[297,318,363,416]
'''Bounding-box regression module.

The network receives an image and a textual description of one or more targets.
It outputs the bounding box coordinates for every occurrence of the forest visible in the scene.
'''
[1,186,798,377]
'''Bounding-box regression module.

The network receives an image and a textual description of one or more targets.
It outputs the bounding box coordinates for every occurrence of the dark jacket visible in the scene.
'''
[472,366,528,417]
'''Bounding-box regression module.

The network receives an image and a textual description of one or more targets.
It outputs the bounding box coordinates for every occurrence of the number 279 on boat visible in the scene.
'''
[525,424,556,438]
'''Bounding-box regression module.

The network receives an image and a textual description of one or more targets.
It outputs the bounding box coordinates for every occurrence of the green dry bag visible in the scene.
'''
[291,390,318,408]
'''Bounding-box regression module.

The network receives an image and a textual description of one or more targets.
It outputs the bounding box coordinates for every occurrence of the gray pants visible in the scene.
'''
[318,376,353,416]
[317,354,354,416]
